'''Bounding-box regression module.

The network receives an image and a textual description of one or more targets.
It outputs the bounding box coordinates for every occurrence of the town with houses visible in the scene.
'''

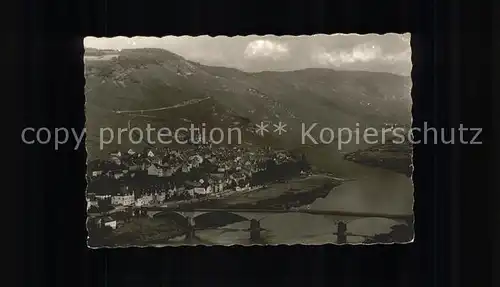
[86,138,310,231]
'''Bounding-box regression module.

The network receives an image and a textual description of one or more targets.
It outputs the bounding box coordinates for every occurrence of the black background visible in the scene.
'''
[17,0,495,286]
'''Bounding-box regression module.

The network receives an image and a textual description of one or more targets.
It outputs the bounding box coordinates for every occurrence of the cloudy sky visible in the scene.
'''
[84,34,411,76]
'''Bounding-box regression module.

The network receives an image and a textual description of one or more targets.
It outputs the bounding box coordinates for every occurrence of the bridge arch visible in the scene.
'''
[153,210,253,228]
[152,210,268,242]
[143,207,413,244]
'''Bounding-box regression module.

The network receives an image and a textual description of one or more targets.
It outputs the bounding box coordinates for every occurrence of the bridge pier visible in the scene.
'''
[184,226,196,241]
[142,207,412,244]
[404,216,414,229]
[336,222,347,244]
[183,215,196,242]
[132,207,148,217]
[249,219,262,242]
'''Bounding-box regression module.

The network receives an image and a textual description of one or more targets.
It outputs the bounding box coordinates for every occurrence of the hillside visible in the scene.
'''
[344,142,413,176]
[84,48,412,172]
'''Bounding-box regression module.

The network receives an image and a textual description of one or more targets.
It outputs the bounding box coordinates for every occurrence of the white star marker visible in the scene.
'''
[255,122,269,136]
[273,122,287,135]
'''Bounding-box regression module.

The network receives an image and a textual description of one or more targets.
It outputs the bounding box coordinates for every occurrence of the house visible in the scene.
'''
[241,167,253,177]
[104,217,117,229]
[92,170,103,177]
[110,157,121,165]
[97,216,117,229]
[139,161,148,171]
[209,173,224,183]
[208,174,226,193]
[156,168,165,177]
[110,151,122,157]
[210,182,225,193]
[87,199,98,210]
[185,181,198,193]
[136,193,154,206]
[87,205,100,214]
[111,194,135,206]
[235,183,250,192]
[185,180,212,195]
[151,156,163,165]
[112,211,132,225]
[100,161,123,176]
[195,185,212,195]
[163,167,176,177]
[175,186,186,196]
[189,159,200,168]
[184,181,201,197]
[181,163,192,173]
[147,164,162,176]
[128,164,141,171]
[154,191,166,203]
[111,187,135,206]
[113,172,124,180]
[147,150,155,157]
[251,165,265,173]
[162,155,173,165]
[88,160,105,177]
[168,185,177,194]
[189,155,203,165]
[230,172,247,184]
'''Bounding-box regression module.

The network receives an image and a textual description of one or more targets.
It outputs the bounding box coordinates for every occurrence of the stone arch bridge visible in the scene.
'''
[138,207,413,244]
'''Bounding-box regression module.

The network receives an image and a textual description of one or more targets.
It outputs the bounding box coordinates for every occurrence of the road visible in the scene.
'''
[114,97,211,114]
[88,167,414,245]
[142,206,412,221]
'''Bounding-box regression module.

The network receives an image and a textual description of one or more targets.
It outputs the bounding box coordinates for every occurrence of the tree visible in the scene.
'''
[97,200,113,213]
[299,153,311,172]
[364,224,413,243]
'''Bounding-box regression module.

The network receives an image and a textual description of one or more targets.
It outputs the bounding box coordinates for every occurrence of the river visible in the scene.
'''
[95,156,414,246]
[162,159,414,245]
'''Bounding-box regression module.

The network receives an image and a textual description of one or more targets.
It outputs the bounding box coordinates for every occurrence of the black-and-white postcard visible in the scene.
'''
[84,34,414,247]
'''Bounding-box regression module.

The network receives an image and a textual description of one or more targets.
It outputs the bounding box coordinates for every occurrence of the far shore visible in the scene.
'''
[87,174,343,218]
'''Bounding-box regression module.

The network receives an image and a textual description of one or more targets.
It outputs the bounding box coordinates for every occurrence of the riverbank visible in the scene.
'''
[88,165,414,246]
[160,185,265,208]
[185,175,342,209]
[344,142,413,176]
[88,175,342,246]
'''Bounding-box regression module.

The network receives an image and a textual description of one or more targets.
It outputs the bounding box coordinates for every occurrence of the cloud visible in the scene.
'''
[243,40,290,60]
[385,47,411,62]
[311,40,411,73]
[84,34,411,76]
[312,43,384,66]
